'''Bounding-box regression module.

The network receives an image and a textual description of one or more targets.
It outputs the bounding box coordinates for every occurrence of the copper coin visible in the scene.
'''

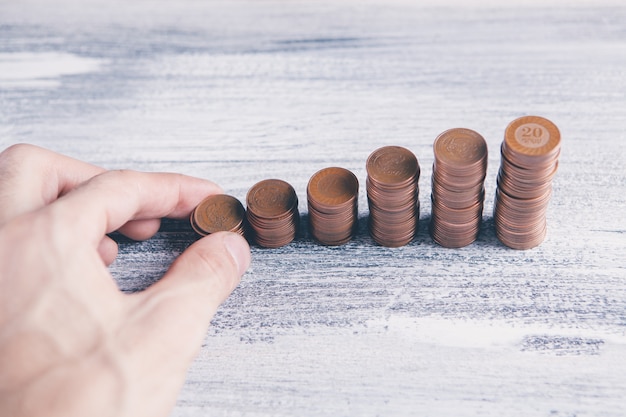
[433,128,488,175]
[430,219,481,249]
[247,179,298,219]
[366,146,420,189]
[369,216,417,247]
[495,221,547,250]
[306,167,359,246]
[430,128,488,248]
[191,194,246,237]
[432,165,486,189]
[246,179,299,248]
[307,167,358,212]
[366,146,420,247]
[494,116,561,249]
[502,115,561,169]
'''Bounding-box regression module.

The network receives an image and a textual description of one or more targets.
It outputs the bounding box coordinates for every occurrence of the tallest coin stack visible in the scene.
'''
[494,116,561,249]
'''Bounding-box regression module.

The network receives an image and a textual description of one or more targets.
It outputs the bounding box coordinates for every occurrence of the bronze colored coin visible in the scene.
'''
[191,194,246,237]
[434,128,488,173]
[495,221,547,250]
[307,167,359,246]
[247,179,298,219]
[366,146,420,247]
[499,150,559,183]
[246,179,299,248]
[432,198,483,224]
[366,146,420,188]
[308,207,357,246]
[497,173,552,200]
[307,167,358,211]
[430,128,487,248]
[369,217,417,248]
[494,116,560,249]
[503,115,561,167]
[430,213,482,248]
[432,165,486,189]
[366,182,417,209]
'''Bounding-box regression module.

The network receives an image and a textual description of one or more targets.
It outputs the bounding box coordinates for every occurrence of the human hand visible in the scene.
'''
[0,144,251,417]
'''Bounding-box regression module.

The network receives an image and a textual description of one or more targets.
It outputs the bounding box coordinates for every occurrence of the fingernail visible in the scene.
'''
[223,232,251,277]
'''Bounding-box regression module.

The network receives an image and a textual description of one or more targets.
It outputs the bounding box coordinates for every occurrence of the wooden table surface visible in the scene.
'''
[2,1,626,415]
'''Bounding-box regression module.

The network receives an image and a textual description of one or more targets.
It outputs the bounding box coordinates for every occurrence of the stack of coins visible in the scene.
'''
[366,146,420,247]
[307,167,359,246]
[494,115,561,249]
[246,179,300,248]
[430,128,488,248]
[190,194,246,237]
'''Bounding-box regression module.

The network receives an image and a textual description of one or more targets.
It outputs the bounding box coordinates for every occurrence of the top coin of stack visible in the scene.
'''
[494,115,561,249]
[190,194,246,237]
[430,128,488,248]
[246,179,300,248]
[366,146,420,247]
[307,167,359,246]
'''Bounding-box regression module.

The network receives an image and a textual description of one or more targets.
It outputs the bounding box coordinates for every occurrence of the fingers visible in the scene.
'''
[97,236,119,266]
[0,144,105,226]
[50,170,223,246]
[119,232,250,373]
[137,231,250,323]
[117,219,162,241]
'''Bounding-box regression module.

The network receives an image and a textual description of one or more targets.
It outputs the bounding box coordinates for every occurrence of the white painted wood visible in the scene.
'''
[1,1,625,415]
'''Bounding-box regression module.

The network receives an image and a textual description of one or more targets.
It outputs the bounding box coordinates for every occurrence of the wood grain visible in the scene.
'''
[1,1,625,415]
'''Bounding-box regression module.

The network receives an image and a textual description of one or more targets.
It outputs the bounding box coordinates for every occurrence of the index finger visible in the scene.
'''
[50,170,223,245]
[0,143,105,226]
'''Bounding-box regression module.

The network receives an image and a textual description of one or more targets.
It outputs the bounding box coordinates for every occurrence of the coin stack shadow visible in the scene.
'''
[307,167,359,246]
[430,128,488,248]
[366,146,420,247]
[246,179,300,248]
[190,194,246,237]
[494,115,561,250]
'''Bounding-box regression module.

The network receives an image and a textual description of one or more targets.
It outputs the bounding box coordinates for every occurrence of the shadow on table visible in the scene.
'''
[297,213,503,249]
[111,215,505,292]
[112,214,503,251]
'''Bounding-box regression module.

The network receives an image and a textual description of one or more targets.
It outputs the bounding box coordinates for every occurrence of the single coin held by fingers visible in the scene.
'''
[191,194,246,237]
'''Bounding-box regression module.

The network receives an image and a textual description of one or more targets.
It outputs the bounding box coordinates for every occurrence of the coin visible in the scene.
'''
[307,167,359,213]
[502,115,561,169]
[366,146,420,189]
[494,116,561,249]
[247,179,298,219]
[434,128,488,176]
[366,146,420,247]
[246,179,299,248]
[190,194,246,237]
[307,167,359,246]
[430,128,488,248]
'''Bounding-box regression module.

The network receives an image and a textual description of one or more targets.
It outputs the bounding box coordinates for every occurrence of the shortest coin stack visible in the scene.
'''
[307,167,359,246]
[191,194,246,237]
[430,128,488,248]
[366,146,420,247]
[494,115,561,250]
[246,179,300,248]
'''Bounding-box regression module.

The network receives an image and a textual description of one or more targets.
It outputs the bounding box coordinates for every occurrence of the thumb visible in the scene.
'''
[158,231,251,309]
[122,232,251,368]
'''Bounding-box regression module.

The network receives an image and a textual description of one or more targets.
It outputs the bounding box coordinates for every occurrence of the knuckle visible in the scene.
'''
[0,143,42,170]
[99,169,139,181]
